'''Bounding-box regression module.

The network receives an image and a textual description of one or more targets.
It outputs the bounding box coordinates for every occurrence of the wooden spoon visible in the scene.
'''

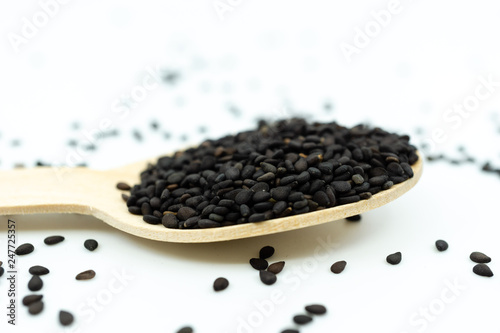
[0,152,422,243]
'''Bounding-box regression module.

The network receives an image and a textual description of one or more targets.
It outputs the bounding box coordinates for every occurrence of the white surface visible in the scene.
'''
[1,1,500,332]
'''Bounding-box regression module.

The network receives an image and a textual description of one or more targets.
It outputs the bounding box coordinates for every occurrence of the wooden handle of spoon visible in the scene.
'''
[0,167,112,215]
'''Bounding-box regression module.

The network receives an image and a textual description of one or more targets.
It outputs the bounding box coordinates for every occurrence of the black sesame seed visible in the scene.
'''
[435,240,449,252]
[306,153,322,166]
[270,186,291,201]
[240,165,255,179]
[15,243,34,255]
[318,162,333,175]
[59,310,74,326]
[338,195,360,205]
[382,181,394,190]
[194,198,208,211]
[116,182,131,190]
[253,191,271,203]
[470,252,491,263]
[308,167,322,178]
[250,258,269,270]
[198,219,221,228]
[294,206,310,214]
[84,239,98,251]
[201,204,216,216]
[0,266,3,277]
[295,170,310,184]
[325,186,336,205]
[386,252,402,265]
[346,214,361,222]
[330,260,347,274]
[150,197,161,209]
[218,199,234,207]
[183,216,201,228]
[293,315,313,325]
[352,174,364,185]
[257,172,275,182]
[309,179,325,193]
[28,301,44,315]
[272,201,288,215]
[177,327,194,333]
[248,213,266,222]
[213,277,229,291]
[143,215,162,224]
[168,203,183,212]
[261,162,277,174]
[305,304,327,315]
[141,202,152,216]
[294,158,308,173]
[209,213,224,222]
[76,270,96,280]
[288,192,304,202]
[331,181,351,193]
[259,246,275,259]
[280,175,296,186]
[267,261,285,274]
[354,182,370,193]
[240,204,251,217]
[359,192,372,200]
[160,189,171,200]
[368,175,388,186]
[334,164,350,176]
[186,195,205,208]
[162,214,179,229]
[259,270,277,285]
[387,162,404,176]
[22,294,43,306]
[341,189,356,197]
[44,236,65,245]
[473,264,493,277]
[235,189,253,204]
[177,207,197,221]
[401,162,414,177]
[28,275,43,291]
[225,167,240,181]
[29,265,50,276]
[126,196,138,207]
[293,199,309,210]
[390,176,406,184]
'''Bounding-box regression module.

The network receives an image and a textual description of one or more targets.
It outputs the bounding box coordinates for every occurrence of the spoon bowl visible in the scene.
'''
[0,152,422,243]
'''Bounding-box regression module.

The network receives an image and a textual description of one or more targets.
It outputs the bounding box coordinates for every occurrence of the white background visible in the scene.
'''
[1,1,500,332]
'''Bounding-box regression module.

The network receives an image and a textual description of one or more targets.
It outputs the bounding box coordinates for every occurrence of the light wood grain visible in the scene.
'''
[0,153,422,243]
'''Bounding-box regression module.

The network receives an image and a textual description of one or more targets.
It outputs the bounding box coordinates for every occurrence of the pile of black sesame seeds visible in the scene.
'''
[120,118,419,229]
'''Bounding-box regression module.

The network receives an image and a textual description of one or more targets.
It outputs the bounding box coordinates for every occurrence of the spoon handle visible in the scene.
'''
[0,167,103,215]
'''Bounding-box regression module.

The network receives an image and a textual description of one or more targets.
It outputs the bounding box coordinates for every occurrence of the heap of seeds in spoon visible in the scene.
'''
[120,118,418,229]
